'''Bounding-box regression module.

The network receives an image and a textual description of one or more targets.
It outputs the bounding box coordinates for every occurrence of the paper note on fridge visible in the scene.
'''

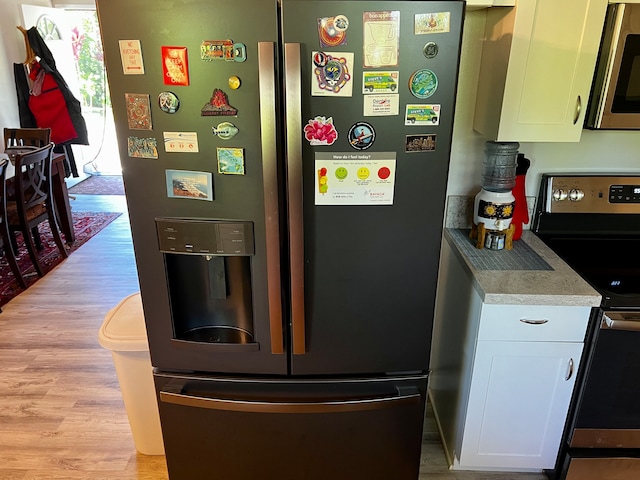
[315,152,396,205]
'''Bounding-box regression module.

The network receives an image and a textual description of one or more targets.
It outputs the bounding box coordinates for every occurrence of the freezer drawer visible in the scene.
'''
[155,372,427,480]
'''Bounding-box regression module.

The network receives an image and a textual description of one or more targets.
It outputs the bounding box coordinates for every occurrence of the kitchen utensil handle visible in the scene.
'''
[284,42,306,355]
[519,318,549,325]
[565,358,574,381]
[159,390,420,414]
[258,41,284,355]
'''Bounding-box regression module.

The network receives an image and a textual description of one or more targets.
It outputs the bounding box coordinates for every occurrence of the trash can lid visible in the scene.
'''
[98,292,150,352]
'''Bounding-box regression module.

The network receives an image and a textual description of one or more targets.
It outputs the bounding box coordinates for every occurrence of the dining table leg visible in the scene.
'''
[51,153,75,244]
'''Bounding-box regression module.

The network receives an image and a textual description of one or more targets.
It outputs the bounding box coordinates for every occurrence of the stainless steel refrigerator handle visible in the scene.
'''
[602,313,640,332]
[284,42,306,355]
[258,41,284,355]
[159,390,420,414]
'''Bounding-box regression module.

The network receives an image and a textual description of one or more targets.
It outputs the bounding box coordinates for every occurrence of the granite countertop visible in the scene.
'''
[444,229,602,307]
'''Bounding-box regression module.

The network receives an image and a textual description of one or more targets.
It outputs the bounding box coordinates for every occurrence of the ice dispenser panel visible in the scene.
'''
[156,219,256,346]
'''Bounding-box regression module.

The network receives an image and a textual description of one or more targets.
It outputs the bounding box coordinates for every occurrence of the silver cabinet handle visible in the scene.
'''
[573,95,582,125]
[519,318,549,325]
[258,41,284,355]
[565,358,574,381]
[284,42,306,355]
[159,390,420,414]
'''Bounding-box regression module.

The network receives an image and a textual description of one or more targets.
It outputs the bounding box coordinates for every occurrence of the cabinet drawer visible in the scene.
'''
[477,305,591,342]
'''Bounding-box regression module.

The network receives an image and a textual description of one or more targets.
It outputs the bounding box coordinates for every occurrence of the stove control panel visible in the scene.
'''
[544,175,640,213]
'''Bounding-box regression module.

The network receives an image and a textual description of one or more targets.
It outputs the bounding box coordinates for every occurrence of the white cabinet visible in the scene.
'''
[473,0,608,142]
[429,239,591,471]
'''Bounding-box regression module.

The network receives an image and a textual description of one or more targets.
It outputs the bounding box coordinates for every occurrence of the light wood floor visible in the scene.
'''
[0,193,548,480]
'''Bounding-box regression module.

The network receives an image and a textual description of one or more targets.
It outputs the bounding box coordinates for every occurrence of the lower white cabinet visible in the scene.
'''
[429,238,591,471]
[459,339,583,470]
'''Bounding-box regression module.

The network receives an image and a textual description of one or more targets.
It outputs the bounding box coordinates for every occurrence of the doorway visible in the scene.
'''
[21,4,121,179]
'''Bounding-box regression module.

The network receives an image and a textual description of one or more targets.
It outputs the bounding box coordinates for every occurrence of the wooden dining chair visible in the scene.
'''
[5,142,68,277]
[4,127,51,150]
[0,159,27,289]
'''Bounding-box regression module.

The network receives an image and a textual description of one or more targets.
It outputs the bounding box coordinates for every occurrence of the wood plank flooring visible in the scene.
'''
[0,192,548,480]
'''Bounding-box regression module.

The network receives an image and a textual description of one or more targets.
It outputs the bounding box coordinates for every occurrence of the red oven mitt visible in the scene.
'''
[511,153,530,241]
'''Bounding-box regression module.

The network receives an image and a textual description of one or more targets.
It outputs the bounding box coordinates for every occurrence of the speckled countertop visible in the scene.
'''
[443,228,602,308]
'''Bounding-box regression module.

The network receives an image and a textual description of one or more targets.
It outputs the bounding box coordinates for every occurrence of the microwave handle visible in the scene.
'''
[573,95,582,125]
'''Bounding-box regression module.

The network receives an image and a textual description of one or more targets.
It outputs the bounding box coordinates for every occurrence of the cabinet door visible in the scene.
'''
[475,0,608,142]
[458,340,583,470]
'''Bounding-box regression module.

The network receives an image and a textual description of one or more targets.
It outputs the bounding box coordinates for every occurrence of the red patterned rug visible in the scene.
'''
[0,211,122,306]
[68,175,125,195]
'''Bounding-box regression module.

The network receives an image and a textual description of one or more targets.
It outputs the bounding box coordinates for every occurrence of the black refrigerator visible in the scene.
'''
[96,1,464,478]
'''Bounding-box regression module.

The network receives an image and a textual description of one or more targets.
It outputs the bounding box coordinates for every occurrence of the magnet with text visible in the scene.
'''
[119,40,144,75]
[405,134,437,153]
[304,116,338,146]
[158,91,180,113]
[217,147,245,175]
[201,40,247,62]
[363,71,399,94]
[201,89,238,116]
[405,104,440,125]
[163,132,199,153]
[348,122,375,150]
[161,46,189,86]
[423,42,439,59]
[363,11,400,68]
[317,15,349,47]
[212,122,239,140]
[312,51,353,96]
[409,69,438,99]
[415,12,451,34]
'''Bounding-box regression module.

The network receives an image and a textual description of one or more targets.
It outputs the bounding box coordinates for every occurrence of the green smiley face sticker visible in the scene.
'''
[335,167,348,179]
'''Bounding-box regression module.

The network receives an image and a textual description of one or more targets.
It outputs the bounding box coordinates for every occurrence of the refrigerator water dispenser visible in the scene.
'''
[156,219,255,345]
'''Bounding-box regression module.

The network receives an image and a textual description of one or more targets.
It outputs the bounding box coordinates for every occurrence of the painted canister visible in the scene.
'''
[474,188,515,231]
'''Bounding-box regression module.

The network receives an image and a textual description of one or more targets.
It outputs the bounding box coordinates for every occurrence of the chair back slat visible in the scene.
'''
[13,143,54,215]
[3,128,51,149]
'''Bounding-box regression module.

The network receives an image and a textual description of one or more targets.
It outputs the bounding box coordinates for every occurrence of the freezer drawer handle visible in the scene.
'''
[159,389,420,414]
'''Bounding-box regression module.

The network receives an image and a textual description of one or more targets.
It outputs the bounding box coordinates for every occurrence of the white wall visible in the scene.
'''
[448,10,640,199]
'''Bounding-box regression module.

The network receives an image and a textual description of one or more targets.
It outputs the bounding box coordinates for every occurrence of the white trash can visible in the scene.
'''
[98,292,165,455]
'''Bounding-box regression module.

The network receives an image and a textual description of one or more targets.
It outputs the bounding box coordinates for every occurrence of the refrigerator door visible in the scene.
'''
[155,372,427,480]
[96,0,287,374]
[282,0,464,375]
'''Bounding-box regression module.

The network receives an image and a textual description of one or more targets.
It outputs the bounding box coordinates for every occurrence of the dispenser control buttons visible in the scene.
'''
[156,219,255,255]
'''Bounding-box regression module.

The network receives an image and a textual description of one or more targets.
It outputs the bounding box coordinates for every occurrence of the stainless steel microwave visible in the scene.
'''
[586,3,640,129]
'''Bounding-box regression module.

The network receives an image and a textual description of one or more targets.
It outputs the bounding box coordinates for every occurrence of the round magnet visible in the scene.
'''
[423,42,439,59]
[158,91,180,114]
[228,75,241,90]
[409,69,438,99]
[348,122,375,150]
[334,15,349,32]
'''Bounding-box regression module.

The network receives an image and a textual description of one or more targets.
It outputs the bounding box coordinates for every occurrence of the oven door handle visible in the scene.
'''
[602,313,640,332]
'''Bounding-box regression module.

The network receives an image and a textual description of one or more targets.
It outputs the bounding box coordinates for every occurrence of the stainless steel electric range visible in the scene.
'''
[533,174,640,480]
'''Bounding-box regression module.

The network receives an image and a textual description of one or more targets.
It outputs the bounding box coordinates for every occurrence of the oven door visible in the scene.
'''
[570,310,640,449]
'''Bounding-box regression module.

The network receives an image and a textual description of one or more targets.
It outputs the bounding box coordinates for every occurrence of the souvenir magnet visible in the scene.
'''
[217,147,245,175]
[312,52,353,95]
[348,122,375,150]
[166,170,213,201]
[363,11,400,68]
[228,75,241,90]
[119,40,144,75]
[414,12,451,35]
[163,132,199,152]
[423,42,439,59]
[304,116,338,146]
[161,46,189,86]
[201,89,238,116]
[405,134,437,153]
[405,104,440,126]
[127,136,158,158]
[318,15,349,47]
[409,69,438,99]
[363,71,399,93]
[158,91,180,113]
[233,43,247,62]
[201,40,247,62]
[212,122,239,140]
[125,93,152,130]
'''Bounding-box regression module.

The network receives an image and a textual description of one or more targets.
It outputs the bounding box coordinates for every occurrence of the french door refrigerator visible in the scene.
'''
[96,0,464,478]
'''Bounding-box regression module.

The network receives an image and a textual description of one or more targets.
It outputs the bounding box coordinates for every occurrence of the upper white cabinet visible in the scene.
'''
[473,0,608,142]
[466,0,515,11]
